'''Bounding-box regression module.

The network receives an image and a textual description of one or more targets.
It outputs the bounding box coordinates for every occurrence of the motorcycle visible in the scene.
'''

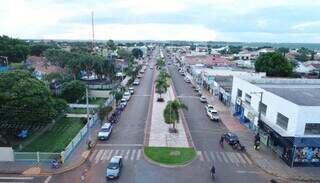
[51,159,62,169]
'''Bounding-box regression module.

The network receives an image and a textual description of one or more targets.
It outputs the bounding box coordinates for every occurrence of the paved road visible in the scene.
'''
[49,48,294,183]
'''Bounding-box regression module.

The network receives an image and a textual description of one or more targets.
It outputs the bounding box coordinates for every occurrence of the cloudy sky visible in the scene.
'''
[1,0,320,42]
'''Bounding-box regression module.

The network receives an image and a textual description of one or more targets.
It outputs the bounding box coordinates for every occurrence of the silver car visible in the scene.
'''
[106,156,123,179]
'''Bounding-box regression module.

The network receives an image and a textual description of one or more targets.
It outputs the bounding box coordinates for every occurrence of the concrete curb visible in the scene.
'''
[142,146,197,168]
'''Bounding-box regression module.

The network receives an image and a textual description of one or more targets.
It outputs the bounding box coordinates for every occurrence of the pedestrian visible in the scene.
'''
[219,136,224,147]
[270,179,277,183]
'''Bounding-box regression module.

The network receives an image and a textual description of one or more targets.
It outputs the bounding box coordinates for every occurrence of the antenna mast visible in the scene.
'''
[91,11,95,51]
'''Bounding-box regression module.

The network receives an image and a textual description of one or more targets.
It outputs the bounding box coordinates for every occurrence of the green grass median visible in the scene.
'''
[144,146,196,165]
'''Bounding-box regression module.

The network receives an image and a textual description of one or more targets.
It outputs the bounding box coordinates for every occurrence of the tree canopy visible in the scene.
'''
[60,80,86,103]
[0,70,65,126]
[131,48,143,59]
[163,100,187,132]
[255,52,293,77]
[0,35,30,63]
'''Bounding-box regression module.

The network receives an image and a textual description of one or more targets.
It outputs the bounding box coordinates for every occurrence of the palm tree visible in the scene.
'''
[156,58,165,70]
[155,77,169,102]
[163,100,188,133]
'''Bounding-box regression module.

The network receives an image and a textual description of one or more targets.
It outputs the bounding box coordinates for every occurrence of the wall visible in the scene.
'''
[296,106,320,137]
[0,147,14,161]
[231,77,300,137]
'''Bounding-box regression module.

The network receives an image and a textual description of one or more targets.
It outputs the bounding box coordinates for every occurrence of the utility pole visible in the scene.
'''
[91,11,95,51]
[86,87,91,140]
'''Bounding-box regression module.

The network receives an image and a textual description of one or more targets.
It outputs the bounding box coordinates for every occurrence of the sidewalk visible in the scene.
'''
[0,120,102,176]
[191,74,320,181]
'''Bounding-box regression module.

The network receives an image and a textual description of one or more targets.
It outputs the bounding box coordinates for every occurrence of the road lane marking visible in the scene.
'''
[131,150,136,160]
[242,154,252,165]
[136,149,142,160]
[89,149,97,162]
[215,152,222,162]
[236,170,261,174]
[225,152,235,163]
[107,149,114,160]
[114,150,119,156]
[119,150,125,157]
[209,152,216,162]
[197,151,204,162]
[0,177,34,180]
[236,153,246,164]
[44,176,52,183]
[125,150,130,160]
[95,150,104,164]
[220,152,229,163]
[96,144,143,147]
[101,150,109,162]
[203,151,210,162]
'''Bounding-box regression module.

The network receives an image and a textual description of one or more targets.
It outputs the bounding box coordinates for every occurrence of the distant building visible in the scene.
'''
[182,55,233,67]
[232,77,320,167]
[26,56,65,80]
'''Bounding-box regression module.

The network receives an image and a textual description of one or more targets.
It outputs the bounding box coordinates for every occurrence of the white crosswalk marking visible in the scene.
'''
[131,149,136,160]
[114,150,119,156]
[220,152,229,163]
[107,149,114,160]
[101,150,109,162]
[236,153,246,164]
[197,151,204,161]
[215,152,222,162]
[136,149,142,160]
[95,150,104,164]
[210,152,216,162]
[125,150,130,160]
[242,154,252,165]
[119,150,125,157]
[89,149,97,161]
[203,151,210,162]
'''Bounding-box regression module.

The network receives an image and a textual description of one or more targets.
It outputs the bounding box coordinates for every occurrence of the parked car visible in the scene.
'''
[195,86,201,92]
[129,87,134,95]
[199,95,207,103]
[137,74,143,78]
[223,132,239,145]
[98,123,113,140]
[133,79,140,85]
[150,66,154,70]
[106,156,123,179]
[120,98,127,107]
[184,77,191,83]
[123,91,131,101]
[197,90,202,96]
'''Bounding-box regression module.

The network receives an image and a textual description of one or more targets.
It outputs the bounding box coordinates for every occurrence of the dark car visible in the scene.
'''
[223,132,239,145]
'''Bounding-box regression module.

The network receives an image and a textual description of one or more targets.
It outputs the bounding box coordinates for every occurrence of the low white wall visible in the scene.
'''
[0,147,14,161]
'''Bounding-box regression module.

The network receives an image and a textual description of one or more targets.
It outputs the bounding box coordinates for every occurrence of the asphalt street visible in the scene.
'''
[46,48,296,183]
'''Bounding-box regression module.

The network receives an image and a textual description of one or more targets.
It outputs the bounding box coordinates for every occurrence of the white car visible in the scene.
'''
[200,95,207,103]
[133,79,140,85]
[123,91,131,101]
[137,74,143,78]
[106,156,123,179]
[128,87,134,95]
[98,123,112,140]
[120,98,127,107]
[184,77,191,83]
[205,104,220,121]
[150,66,154,70]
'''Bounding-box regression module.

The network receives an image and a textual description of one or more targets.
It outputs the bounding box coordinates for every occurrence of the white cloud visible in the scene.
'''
[43,23,217,41]
[256,20,268,28]
[292,21,320,30]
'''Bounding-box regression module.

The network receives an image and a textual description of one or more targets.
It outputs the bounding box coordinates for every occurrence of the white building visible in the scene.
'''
[231,77,320,166]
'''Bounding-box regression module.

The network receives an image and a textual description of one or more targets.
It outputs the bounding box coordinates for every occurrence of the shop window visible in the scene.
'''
[237,89,242,97]
[245,93,251,105]
[304,123,320,135]
[259,103,267,116]
[276,113,289,130]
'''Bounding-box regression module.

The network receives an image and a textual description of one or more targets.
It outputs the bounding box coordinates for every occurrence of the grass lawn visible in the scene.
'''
[68,108,87,114]
[144,146,196,165]
[79,98,106,105]
[21,118,84,152]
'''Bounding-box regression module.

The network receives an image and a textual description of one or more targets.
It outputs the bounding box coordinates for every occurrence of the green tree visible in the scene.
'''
[98,105,112,121]
[131,48,143,59]
[0,35,30,63]
[163,100,188,133]
[107,39,117,50]
[276,47,289,57]
[156,58,165,70]
[155,77,169,101]
[60,80,86,103]
[30,44,55,56]
[255,52,293,77]
[0,70,60,126]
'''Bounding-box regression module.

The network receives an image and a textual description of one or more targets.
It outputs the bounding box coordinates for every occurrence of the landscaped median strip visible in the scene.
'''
[144,146,196,166]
